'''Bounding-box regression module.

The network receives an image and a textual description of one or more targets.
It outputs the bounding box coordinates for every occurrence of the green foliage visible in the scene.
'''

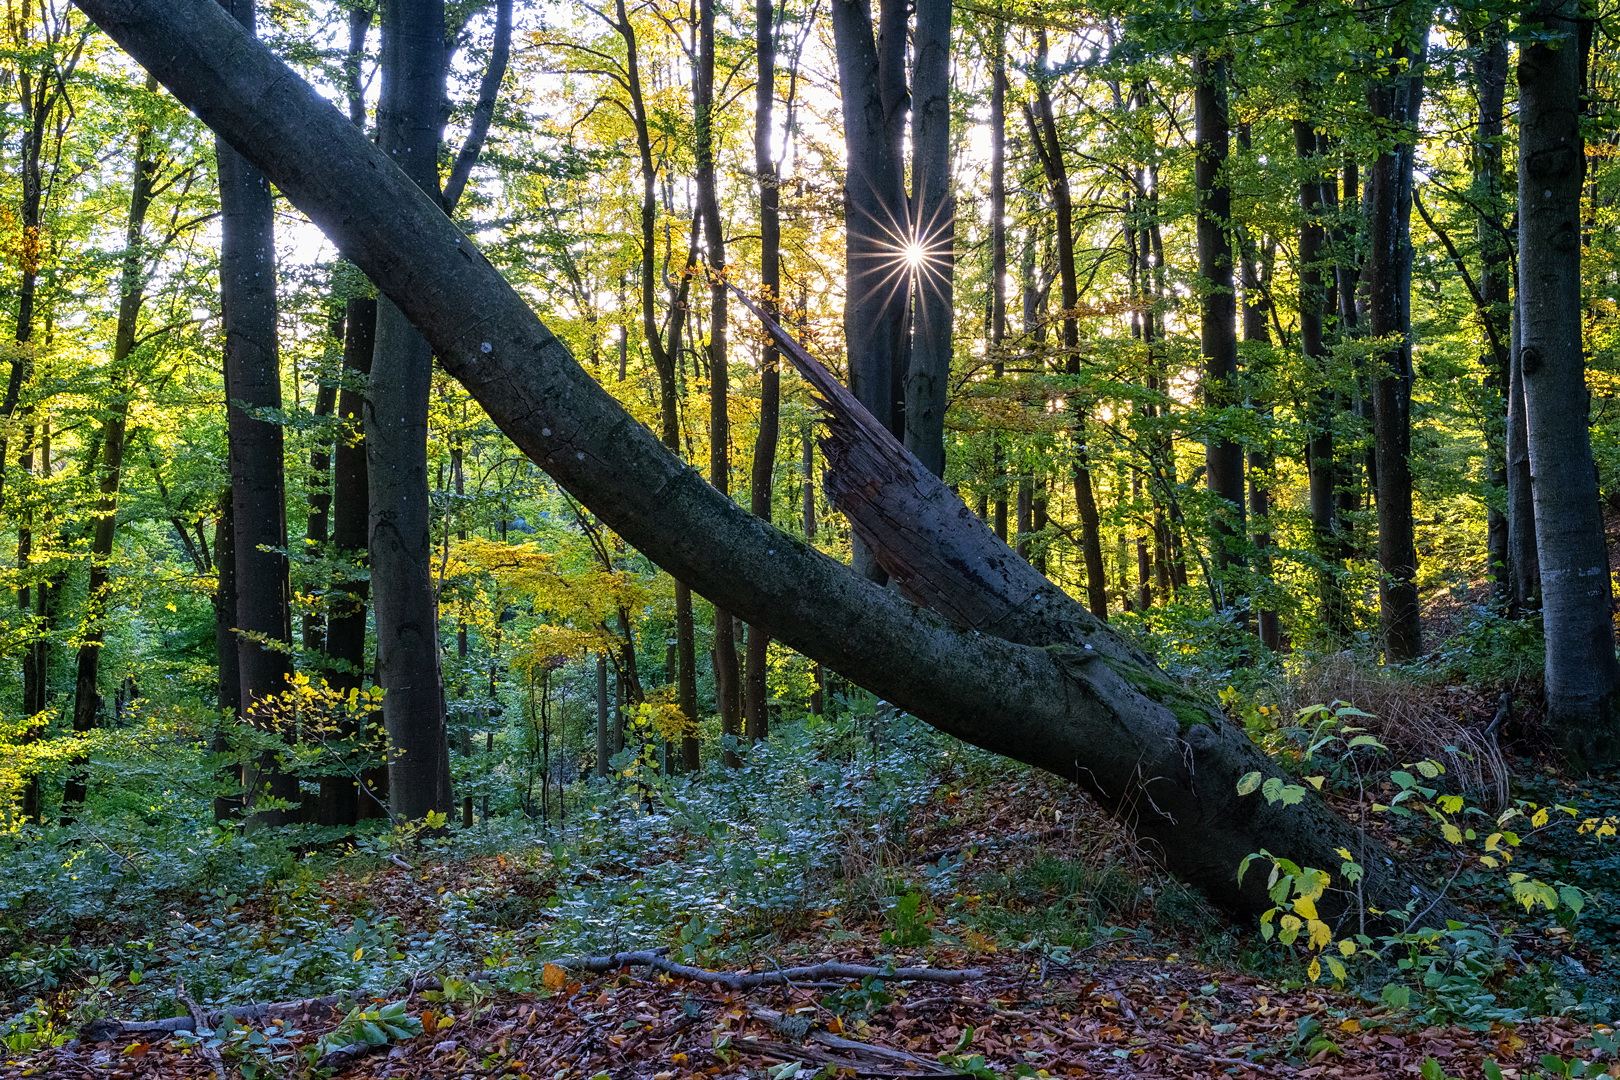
[315,1000,424,1055]
[1234,698,1617,1025]
[880,890,934,948]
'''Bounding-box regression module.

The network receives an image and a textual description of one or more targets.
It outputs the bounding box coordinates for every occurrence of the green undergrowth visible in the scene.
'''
[3,673,1617,1055]
[0,701,1037,1040]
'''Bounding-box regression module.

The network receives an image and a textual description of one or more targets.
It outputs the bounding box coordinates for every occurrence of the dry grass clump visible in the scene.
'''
[1278,652,1509,810]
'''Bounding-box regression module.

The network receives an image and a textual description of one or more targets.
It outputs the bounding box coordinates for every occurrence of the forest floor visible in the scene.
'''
[7,722,1618,1080]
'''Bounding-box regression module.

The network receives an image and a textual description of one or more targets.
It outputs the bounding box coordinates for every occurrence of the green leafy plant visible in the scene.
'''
[880,890,934,948]
[314,1000,424,1056]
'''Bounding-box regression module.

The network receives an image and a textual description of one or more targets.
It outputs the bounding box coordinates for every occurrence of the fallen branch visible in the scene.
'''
[570,950,983,990]
[314,1039,381,1072]
[747,1004,949,1072]
[78,954,979,1043]
[176,983,225,1080]
[79,992,358,1043]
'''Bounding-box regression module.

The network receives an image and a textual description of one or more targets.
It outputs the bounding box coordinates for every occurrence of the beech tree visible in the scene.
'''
[217,0,298,822]
[1518,0,1620,767]
[1364,0,1430,662]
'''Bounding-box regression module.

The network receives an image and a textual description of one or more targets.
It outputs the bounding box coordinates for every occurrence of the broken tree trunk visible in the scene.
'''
[74,0,1445,924]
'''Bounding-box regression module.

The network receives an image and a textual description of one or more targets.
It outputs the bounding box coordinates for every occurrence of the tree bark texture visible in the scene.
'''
[693,0,743,757]
[369,0,453,819]
[213,494,243,822]
[1194,51,1243,608]
[1027,34,1107,619]
[903,0,952,479]
[1364,3,1429,662]
[321,291,375,825]
[217,0,296,822]
[1518,0,1620,768]
[831,0,909,583]
[1474,22,1513,603]
[745,0,783,744]
[82,0,1452,919]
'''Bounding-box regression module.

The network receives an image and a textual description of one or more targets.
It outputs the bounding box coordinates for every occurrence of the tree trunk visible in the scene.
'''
[595,653,610,777]
[1507,302,1540,612]
[1518,0,1620,767]
[213,493,243,822]
[217,0,296,822]
[1237,204,1280,651]
[1194,50,1243,609]
[1474,20,1512,603]
[693,0,743,758]
[1296,114,1347,643]
[989,31,1009,550]
[742,0,781,745]
[831,0,909,583]
[89,0,1453,919]
[324,293,376,824]
[302,351,338,655]
[64,99,158,813]
[1364,2,1429,662]
[369,0,452,820]
[903,0,952,478]
[1027,31,1106,619]
[610,0,700,769]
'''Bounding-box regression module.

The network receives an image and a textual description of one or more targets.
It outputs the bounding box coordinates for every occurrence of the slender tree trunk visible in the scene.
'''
[744,0,782,744]
[694,0,743,758]
[1474,21,1512,603]
[903,0,952,478]
[1195,50,1243,610]
[217,0,296,822]
[302,350,338,655]
[212,494,243,822]
[831,0,909,583]
[1238,214,1280,651]
[63,102,158,813]
[990,33,1009,550]
[324,294,376,823]
[1507,301,1540,611]
[612,0,700,769]
[1519,0,1620,767]
[1027,31,1106,617]
[317,1,375,827]
[594,653,610,777]
[1365,2,1430,661]
[1296,113,1347,643]
[369,0,452,820]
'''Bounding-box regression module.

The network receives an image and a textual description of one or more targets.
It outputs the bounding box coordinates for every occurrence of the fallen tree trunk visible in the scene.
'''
[72,0,1442,923]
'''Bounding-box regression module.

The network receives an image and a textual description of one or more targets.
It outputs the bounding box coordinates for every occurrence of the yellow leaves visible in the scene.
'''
[627,692,692,741]
[1306,919,1332,951]
[1441,823,1463,845]
[1338,940,1357,957]
[1578,815,1619,838]
[542,963,569,991]
[1291,896,1318,921]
